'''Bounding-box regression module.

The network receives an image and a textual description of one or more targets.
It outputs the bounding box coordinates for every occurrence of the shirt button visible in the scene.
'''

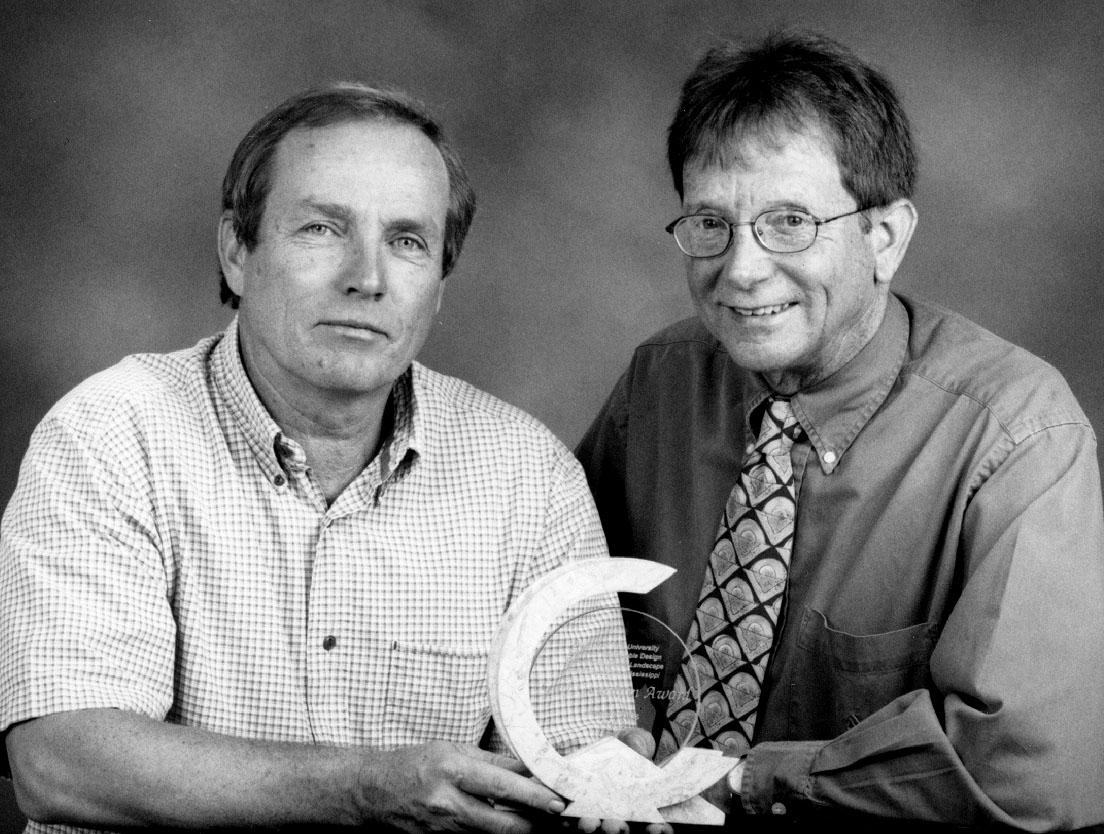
[322,635,337,651]
[273,474,286,486]
[771,802,787,815]
[822,450,837,465]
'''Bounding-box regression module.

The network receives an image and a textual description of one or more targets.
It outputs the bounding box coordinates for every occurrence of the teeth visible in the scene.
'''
[735,303,790,317]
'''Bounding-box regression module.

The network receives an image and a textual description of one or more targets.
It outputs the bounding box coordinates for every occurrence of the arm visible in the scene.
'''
[574,370,633,561]
[739,423,1104,828]
[497,446,638,756]
[6,708,565,831]
[0,414,563,833]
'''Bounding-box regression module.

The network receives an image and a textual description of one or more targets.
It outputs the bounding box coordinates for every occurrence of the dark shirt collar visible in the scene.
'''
[750,293,909,474]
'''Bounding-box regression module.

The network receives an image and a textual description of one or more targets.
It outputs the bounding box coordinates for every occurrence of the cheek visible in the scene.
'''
[418,286,444,327]
[819,279,878,336]
[250,274,296,326]
[686,263,716,298]
[396,281,445,336]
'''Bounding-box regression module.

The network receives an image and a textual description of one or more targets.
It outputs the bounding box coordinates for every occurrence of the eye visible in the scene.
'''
[303,223,335,236]
[761,209,813,233]
[780,211,811,228]
[392,234,429,254]
[695,215,727,232]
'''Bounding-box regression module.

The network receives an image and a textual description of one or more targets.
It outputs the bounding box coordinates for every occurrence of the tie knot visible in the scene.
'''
[768,396,793,419]
[752,396,801,450]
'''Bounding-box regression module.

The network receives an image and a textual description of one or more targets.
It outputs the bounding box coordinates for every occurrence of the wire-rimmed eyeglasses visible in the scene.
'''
[665,206,869,257]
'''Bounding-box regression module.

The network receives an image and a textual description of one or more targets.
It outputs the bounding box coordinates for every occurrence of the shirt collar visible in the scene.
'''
[210,316,286,487]
[751,293,909,474]
[379,363,420,484]
[327,365,420,513]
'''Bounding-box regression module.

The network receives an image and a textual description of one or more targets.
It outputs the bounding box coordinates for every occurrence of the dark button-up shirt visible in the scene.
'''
[576,292,1104,829]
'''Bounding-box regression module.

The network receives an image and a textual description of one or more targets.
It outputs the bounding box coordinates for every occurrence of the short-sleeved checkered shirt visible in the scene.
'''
[0,318,635,833]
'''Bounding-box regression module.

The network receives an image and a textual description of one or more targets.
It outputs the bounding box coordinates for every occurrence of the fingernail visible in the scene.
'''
[548,799,566,814]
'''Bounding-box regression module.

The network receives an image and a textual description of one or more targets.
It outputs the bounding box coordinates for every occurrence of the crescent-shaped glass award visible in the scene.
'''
[488,558,737,825]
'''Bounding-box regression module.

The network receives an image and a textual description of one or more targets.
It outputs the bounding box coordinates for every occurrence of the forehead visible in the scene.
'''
[267,119,449,219]
[682,126,848,208]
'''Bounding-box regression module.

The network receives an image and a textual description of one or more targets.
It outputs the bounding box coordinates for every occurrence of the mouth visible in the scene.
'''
[730,302,796,318]
[320,320,388,339]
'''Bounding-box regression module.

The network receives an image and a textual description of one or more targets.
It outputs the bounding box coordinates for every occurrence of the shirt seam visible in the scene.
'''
[635,334,725,352]
[902,368,1091,443]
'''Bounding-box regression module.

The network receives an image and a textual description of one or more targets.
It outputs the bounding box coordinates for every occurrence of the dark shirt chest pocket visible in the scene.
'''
[789,607,938,738]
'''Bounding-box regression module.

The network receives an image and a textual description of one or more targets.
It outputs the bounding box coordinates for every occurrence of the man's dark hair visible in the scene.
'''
[219,82,476,308]
[667,31,917,209]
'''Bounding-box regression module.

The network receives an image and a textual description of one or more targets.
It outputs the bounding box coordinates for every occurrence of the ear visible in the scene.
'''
[870,198,918,286]
[434,276,447,315]
[218,212,249,298]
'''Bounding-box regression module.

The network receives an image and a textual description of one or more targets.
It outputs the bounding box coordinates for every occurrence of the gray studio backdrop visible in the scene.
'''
[0,1,1103,829]
[3,1,1104,513]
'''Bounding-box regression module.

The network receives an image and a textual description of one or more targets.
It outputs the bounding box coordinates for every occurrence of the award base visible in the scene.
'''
[561,737,735,825]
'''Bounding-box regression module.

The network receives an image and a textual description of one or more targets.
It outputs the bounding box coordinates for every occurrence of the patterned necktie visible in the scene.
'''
[659,396,801,760]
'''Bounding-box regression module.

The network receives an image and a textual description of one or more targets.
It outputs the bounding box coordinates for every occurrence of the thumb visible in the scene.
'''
[616,727,655,759]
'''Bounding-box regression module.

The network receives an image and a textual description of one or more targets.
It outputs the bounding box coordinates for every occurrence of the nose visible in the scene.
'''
[342,235,387,297]
[718,223,772,290]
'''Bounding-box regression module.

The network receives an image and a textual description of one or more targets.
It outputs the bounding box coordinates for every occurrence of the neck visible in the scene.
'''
[273,397,390,504]
[238,345,393,504]
[298,429,388,504]
[763,290,888,395]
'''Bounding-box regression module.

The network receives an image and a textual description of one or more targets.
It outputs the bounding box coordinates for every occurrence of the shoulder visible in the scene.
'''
[616,316,734,389]
[617,317,744,403]
[42,335,221,446]
[633,316,725,355]
[897,293,1090,441]
[411,363,576,466]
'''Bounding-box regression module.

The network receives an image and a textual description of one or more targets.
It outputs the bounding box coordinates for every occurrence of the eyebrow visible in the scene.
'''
[294,200,441,236]
[683,198,812,216]
[295,200,354,222]
[386,217,441,237]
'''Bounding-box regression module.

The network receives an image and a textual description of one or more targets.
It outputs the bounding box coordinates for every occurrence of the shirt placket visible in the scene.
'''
[305,510,355,744]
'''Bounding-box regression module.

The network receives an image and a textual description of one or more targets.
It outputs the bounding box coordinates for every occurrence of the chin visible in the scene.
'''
[718,339,796,375]
[309,362,395,396]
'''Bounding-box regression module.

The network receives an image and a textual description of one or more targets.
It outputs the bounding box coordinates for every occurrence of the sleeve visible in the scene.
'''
[740,421,1104,830]
[574,368,634,559]
[485,446,638,756]
[0,412,178,755]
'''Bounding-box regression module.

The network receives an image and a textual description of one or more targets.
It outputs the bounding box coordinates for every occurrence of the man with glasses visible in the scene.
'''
[577,31,1104,829]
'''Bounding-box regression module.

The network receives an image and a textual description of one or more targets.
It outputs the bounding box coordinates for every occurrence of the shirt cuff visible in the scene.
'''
[740,740,823,816]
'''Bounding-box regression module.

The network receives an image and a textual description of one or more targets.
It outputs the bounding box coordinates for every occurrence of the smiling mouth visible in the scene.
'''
[732,302,795,317]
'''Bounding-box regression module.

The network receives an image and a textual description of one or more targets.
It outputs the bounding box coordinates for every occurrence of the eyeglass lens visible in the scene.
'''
[673,210,819,256]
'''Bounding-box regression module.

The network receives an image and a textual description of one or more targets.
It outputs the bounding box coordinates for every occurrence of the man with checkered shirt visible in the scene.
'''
[0,84,636,834]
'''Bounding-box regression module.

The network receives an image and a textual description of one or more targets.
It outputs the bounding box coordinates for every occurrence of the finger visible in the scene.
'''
[464,746,530,774]
[645,824,674,834]
[575,816,630,834]
[457,759,565,815]
[459,795,538,834]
